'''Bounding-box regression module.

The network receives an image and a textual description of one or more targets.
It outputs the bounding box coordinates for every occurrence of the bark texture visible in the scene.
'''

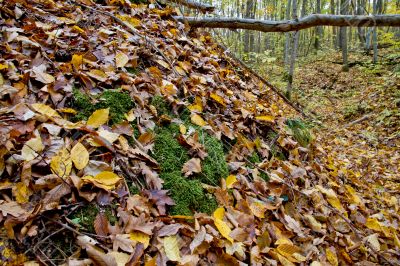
[174,14,400,32]
[171,0,215,12]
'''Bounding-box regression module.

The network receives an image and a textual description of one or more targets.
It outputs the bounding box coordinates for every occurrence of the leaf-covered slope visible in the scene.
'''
[0,0,399,265]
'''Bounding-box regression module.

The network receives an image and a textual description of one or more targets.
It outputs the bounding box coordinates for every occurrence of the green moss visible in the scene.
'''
[198,130,229,186]
[162,171,217,216]
[153,125,188,173]
[248,151,261,165]
[72,88,95,122]
[247,151,269,181]
[152,125,220,215]
[72,89,134,125]
[151,95,171,117]
[104,206,117,225]
[286,119,312,147]
[128,181,140,195]
[95,90,133,124]
[69,203,99,233]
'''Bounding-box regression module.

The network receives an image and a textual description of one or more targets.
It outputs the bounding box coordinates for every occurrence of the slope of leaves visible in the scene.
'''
[0,0,399,265]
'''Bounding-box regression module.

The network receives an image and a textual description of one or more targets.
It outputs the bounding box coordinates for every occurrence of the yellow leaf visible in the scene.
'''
[213,207,225,220]
[116,52,129,68]
[214,219,233,243]
[225,175,237,188]
[156,60,170,69]
[174,66,186,75]
[304,214,322,232]
[277,253,295,266]
[210,93,226,106]
[316,185,344,211]
[31,103,61,118]
[124,109,135,122]
[71,142,89,170]
[130,231,150,249]
[87,69,108,82]
[255,115,275,122]
[326,248,338,266]
[249,201,267,218]
[179,124,187,134]
[188,97,203,112]
[72,25,85,34]
[191,114,207,127]
[71,54,83,70]
[13,182,32,204]
[160,80,178,96]
[277,244,301,257]
[365,218,382,232]
[50,148,72,179]
[345,185,361,205]
[0,63,8,70]
[87,108,109,128]
[392,228,400,248]
[58,108,78,114]
[82,171,121,190]
[163,235,181,262]
[21,136,44,161]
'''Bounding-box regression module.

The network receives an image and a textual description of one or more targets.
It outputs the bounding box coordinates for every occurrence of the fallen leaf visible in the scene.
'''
[182,158,201,176]
[191,114,207,127]
[87,108,109,128]
[163,235,181,262]
[71,142,89,170]
[81,171,121,190]
[50,148,72,179]
[21,136,44,161]
[116,52,129,68]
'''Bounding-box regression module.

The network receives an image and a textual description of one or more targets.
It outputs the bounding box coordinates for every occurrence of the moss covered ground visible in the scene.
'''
[72,88,133,125]
[151,96,228,215]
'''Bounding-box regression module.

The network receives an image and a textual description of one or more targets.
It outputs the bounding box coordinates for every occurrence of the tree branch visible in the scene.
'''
[174,14,400,32]
[170,0,215,12]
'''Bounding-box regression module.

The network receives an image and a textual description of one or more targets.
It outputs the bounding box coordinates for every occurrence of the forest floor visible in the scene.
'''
[1,0,400,265]
[295,51,400,191]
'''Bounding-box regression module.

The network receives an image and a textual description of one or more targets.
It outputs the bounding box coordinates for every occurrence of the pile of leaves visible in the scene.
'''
[0,0,399,265]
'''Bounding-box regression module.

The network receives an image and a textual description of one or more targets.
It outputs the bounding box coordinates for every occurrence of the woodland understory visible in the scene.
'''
[0,0,399,265]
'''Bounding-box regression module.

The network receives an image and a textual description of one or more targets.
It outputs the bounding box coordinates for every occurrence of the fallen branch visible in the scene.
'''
[175,14,400,32]
[170,0,214,12]
[345,113,372,127]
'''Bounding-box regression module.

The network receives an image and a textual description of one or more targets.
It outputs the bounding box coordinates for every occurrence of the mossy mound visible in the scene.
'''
[72,88,134,125]
[197,130,229,185]
[152,123,225,215]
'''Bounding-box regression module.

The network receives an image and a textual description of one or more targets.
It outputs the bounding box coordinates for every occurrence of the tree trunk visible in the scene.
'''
[286,0,299,99]
[284,0,292,67]
[315,0,322,51]
[331,0,337,49]
[340,0,349,71]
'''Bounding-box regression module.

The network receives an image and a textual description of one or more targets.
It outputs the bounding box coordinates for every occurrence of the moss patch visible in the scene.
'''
[286,119,312,147]
[151,95,171,117]
[72,88,134,125]
[152,124,222,215]
[69,203,116,233]
[197,130,229,186]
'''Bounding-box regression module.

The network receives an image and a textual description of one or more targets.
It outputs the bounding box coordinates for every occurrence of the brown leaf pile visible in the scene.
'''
[0,0,399,265]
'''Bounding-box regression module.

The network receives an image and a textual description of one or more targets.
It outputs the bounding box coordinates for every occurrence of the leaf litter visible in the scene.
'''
[0,0,399,265]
